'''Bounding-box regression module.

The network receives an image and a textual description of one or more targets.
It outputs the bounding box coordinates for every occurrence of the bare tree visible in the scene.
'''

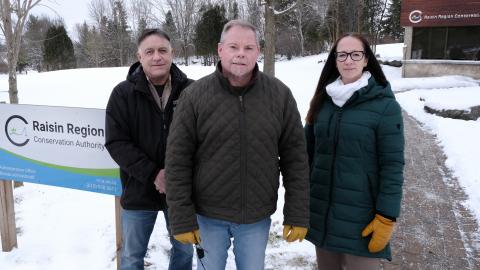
[292,0,316,56]
[245,0,263,38]
[263,0,275,76]
[155,0,202,65]
[262,0,296,76]
[88,0,110,26]
[0,0,42,104]
[128,0,157,37]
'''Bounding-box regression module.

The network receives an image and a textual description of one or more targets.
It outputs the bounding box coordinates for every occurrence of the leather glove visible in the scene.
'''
[174,229,201,245]
[283,225,308,242]
[154,169,166,194]
[361,214,395,253]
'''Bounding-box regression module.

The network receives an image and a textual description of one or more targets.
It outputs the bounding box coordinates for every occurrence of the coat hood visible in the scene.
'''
[347,76,395,106]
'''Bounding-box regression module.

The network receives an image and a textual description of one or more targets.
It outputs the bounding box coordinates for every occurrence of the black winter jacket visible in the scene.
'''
[166,63,310,235]
[105,62,193,210]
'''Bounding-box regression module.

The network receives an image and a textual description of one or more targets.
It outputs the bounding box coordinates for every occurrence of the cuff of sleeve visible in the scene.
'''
[376,211,397,222]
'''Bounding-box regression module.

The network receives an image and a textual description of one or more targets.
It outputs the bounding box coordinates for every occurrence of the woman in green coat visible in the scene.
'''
[305,33,405,270]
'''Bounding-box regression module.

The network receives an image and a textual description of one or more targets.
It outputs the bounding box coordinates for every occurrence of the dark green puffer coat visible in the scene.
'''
[305,76,405,260]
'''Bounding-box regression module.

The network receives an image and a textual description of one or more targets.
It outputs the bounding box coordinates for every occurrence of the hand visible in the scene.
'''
[282,225,308,242]
[154,169,166,193]
[361,214,395,253]
[174,229,201,245]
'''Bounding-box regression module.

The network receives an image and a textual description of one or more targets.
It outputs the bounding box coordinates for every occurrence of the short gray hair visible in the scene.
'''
[219,19,260,45]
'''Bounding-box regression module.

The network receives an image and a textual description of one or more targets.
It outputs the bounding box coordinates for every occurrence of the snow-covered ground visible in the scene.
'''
[0,43,479,269]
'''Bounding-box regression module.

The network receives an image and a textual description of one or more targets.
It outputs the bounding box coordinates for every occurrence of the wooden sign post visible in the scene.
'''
[0,180,17,251]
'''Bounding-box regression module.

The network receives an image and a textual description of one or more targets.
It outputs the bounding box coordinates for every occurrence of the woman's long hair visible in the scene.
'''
[305,33,388,124]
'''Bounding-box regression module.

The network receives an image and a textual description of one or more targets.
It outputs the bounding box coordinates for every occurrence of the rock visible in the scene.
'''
[379,59,403,67]
[424,105,480,120]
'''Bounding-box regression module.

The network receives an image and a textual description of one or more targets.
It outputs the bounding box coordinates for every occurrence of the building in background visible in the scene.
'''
[401,0,480,79]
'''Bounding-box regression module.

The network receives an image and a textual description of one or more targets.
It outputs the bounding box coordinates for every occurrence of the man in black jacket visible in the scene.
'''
[166,20,310,270]
[105,29,193,270]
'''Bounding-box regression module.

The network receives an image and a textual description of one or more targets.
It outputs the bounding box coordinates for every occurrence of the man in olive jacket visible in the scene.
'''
[105,29,193,270]
[165,20,310,270]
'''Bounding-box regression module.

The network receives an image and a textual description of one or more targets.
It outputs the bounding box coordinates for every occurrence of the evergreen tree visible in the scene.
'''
[136,18,147,42]
[43,24,76,71]
[194,4,227,66]
[22,15,55,72]
[382,0,403,41]
[112,0,131,66]
[162,11,178,41]
[75,22,91,68]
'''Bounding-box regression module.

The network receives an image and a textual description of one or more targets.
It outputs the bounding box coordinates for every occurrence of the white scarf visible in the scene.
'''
[326,71,371,107]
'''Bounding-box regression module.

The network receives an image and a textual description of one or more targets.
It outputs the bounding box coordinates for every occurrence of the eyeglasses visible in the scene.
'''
[335,51,365,62]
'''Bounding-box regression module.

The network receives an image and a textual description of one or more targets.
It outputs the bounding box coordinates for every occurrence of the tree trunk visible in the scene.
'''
[7,62,18,104]
[296,5,305,57]
[335,0,340,42]
[264,0,275,76]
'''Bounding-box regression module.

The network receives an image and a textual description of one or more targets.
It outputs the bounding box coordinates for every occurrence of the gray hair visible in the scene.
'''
[219,19,260,46]
[137,28,171,47]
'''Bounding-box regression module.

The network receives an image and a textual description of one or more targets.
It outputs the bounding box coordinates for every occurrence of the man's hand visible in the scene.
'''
[361,214,395,253]
[283,225,308,242]
[154,169,166,193]
[174,229,201,245]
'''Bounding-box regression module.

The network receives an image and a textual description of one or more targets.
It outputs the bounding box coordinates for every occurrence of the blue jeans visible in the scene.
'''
[120,209,193,270]
[196,215,271,270]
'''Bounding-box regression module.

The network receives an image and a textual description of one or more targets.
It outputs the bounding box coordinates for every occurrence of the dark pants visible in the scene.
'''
[316,247,380,270]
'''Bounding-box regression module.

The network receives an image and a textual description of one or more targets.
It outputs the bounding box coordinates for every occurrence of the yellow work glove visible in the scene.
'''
[282,225,308,242]
[173,229,201,245]
[361,214,395,253]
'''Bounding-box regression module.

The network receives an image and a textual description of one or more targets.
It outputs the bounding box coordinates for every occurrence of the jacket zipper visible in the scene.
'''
[239,95,247,223]
[322,107,343,245]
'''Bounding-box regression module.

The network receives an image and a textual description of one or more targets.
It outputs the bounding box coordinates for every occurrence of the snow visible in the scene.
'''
[421,87,480,111]
[1,43,480,269]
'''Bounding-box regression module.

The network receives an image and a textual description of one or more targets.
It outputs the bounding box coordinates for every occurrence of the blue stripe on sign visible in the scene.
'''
[0,150,121,196]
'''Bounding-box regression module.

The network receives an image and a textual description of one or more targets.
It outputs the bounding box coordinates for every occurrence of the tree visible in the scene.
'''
[77,24,105,67]
[361,0,388,51]
[88,0,110,26]
[162,10,178,40]
[43,24,76,71]
[382,0,403,41]
[111,0,131,66]
[263,0,276,76]
[128,0,155,39]
[0,0,41,104]
[74,22,91,68]
[246,0,263,36]
[22,14,54,71]
[263,0,296,76]
[194,4,227,66]
[159,0,202,65]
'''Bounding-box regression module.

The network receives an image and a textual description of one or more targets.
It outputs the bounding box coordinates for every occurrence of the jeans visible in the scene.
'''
[120,209,193,270]
[196,215,271,270]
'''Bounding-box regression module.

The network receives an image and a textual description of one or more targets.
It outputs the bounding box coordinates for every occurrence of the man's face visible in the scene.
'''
[218,26,260,81]
[137,35,173,85]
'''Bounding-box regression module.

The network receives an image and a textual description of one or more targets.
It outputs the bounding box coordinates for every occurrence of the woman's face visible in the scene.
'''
[335,36,368,84]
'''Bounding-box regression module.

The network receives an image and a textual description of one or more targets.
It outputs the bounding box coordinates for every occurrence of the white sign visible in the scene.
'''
[0,104,121,195]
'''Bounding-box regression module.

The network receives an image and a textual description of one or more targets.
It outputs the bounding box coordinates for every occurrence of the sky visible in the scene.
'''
[31,0,92,38]
[0,44,479,269]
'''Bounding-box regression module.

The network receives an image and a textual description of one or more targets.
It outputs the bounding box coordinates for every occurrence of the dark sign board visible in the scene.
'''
[401,0,480,27]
